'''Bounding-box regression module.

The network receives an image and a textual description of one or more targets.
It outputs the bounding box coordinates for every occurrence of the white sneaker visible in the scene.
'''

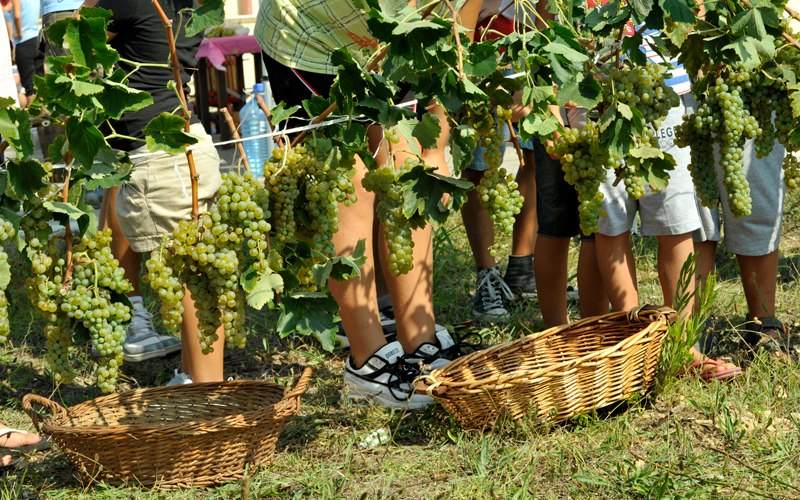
[166,369,193,386]
[344,341,432,410]
[403,329,460,372]
[124,300,181,362]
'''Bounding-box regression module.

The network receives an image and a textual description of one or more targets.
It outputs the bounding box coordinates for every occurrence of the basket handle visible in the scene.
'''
[628,305,676,324]
[283,367,313,400]
[22,394,67,433]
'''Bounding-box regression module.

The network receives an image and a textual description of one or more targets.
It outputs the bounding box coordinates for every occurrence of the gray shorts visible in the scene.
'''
[693,141,785,256]
[117,123,222,253]
[598,95,701,237]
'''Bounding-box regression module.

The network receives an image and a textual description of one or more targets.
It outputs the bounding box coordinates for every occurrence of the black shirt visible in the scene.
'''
[98,0,201,151]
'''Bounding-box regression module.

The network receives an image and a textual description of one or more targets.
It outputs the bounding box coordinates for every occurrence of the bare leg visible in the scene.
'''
[737,251,779,319]
[180,286,225,382]
[104,187,141,294]
[657,234,695,314]
[534,235,569,327]
[577,239,608,317]
[694,240,717,283]
[461,168,495,270]
[595,232,638,311]
[378,104,449,352]
[330,148,384,367]
[510,149,537,257]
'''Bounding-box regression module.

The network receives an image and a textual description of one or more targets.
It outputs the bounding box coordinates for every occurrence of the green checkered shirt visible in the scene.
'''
[256,0,407,75]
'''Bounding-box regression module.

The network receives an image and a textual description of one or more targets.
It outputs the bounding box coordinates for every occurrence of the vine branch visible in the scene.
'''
[255,94,285,148]
[151,0,200,220]
[221,106,251,173]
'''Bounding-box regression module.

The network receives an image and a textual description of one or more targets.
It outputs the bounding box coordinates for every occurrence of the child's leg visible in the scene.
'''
[180,287,225,382]
[510,149,537,257]
[461,168,495,270]
[329,146,385,367]
[694,240,717,282]
[104,186,142,294]
[656,233,695,314]
[595,232,638,311]
[577,239,608,317]
[737,251,779,319]
[534,236,570,326]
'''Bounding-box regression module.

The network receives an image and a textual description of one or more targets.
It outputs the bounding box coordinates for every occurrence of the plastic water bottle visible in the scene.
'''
[240,83,273,178]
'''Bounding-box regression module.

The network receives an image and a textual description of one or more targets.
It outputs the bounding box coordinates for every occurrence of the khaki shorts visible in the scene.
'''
[117,123,222,253]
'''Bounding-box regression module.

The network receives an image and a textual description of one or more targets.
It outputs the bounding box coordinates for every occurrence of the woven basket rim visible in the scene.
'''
[421,308,672,394]
[29,379,300,437]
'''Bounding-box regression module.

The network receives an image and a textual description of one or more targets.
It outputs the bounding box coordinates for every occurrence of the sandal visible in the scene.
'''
[743,317,799,361]
[684,357,742,382]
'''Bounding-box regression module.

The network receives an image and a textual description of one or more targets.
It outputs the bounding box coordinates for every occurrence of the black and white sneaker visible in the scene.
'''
[344,341,432,410]
[504,255,537,300]
[404,329,462,373]
[472,267,515,322]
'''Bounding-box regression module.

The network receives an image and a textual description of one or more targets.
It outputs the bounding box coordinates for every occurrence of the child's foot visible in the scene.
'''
[504,255,537,300]
[404,329,462,373]
[0,426,47,469]
[743,317,798,361]
[344,342,432,410]
[166,369,193,386]
[472,267,514,322]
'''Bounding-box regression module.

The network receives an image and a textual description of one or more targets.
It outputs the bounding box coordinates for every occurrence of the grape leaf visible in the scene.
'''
[77,199,98,236]
[413,113,441,150]
[185,0,225,38]
[270,102,300,127]
[617,102,634,120]
[70,79,104,97]
[242,267,284,310]
[398,165,473,225]
[630,0,654,20]
[557,73,602,108]
[312,239,366,288]
[659,0,694,23]
[66,119,107,168]
[789,85,800,118]
[42,201,90,220]
[544,41,589,64]
[7,159,47,199]
[98,79,153,119]
[277,294,340,352]
[79,149,133,190]
[630,145,664,159]
[143,113,197,154]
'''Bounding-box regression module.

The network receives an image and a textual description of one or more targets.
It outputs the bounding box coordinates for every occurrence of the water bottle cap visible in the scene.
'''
[253,82,265,94]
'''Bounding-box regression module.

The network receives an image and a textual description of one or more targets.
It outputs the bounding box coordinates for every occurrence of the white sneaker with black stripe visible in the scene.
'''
[344,341,432,410]
[403,329,460,372]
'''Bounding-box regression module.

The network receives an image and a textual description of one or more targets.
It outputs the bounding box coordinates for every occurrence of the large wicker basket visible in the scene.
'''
[420,307,674,430]
[22,368,312,489]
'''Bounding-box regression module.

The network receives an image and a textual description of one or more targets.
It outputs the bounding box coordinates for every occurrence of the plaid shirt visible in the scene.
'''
[256,0,406,75]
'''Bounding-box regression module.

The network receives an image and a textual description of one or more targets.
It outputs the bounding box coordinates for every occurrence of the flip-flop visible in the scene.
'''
[744,317,799,362]
[685,357,743,382]
[0,428,50,455]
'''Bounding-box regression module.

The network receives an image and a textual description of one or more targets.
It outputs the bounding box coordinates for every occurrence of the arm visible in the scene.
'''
[11,0,20,40]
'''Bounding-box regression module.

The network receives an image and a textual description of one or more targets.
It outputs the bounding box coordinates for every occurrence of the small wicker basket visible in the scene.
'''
[420,307,674,430]
[22,368,312,489]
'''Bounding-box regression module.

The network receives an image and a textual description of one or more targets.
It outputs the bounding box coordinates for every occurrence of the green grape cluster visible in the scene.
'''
[676,72,760,216]
[0,218,14,344]
[610,64,680,124]
[363,161,415,275]
[265,143,356,256]
[548,121,620,234]
[472,107,524,247]
[27,228,133,392]
[620,128,659,200]
[784,154,800,190]
[147,172,274,352]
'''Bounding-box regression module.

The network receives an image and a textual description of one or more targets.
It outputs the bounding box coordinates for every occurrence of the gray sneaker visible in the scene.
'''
[124,308,181,362]
[472,267,514,322]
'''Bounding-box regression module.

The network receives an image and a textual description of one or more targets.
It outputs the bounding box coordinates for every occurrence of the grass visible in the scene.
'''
[3,202,800,498]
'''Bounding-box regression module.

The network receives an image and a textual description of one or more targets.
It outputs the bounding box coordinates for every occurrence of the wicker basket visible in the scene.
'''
[22,368,312,489]
[420,307,674,430]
